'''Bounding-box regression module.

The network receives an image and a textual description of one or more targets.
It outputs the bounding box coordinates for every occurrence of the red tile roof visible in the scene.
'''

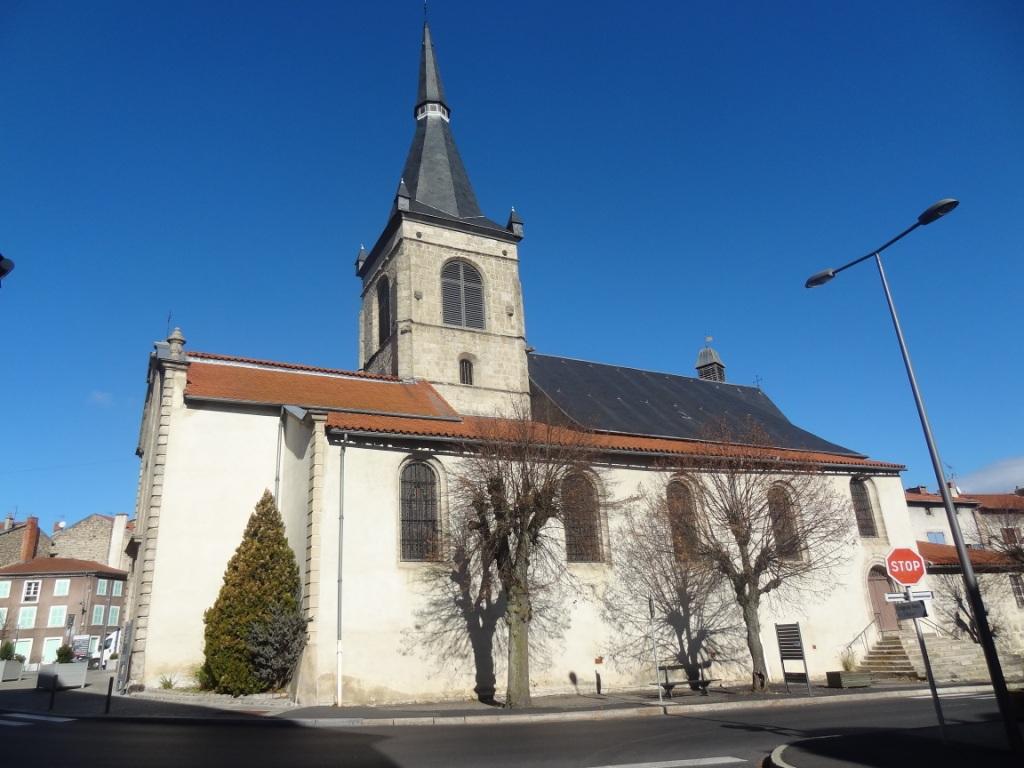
[968,493,1024,512]
[187,351,397,380]
[916,540,1016,571]
[186,360,458,419]
[0,557,127,577]
[325,412,904,470]
[905,491,979,506]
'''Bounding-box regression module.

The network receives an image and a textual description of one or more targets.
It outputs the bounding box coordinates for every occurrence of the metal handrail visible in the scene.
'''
[844,618,878,655]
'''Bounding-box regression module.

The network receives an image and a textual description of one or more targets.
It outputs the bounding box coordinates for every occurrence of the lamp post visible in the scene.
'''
[806,199,1022,754]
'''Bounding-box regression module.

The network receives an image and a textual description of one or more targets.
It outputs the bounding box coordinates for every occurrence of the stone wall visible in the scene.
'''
[50,515,115,564]
[0,524,51,568]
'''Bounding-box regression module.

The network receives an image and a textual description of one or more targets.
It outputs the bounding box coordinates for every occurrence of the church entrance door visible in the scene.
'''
[868,566,900,633]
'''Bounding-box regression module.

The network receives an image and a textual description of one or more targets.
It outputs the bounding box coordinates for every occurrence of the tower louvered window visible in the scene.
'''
[400,462,440,561]
[768,485,801,560]
[377,276,393,346]
[850,478,878,538]
[441,261,485,329]
[562,474,602,562]
[666,481,697,560]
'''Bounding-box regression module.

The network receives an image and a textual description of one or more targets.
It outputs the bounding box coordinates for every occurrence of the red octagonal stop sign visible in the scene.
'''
[886,547,926,586]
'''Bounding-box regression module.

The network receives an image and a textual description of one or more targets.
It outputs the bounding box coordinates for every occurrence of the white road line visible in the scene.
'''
[0,719,31,727]
[6,713,75,722]
[586,758,746,768]
[909,692,994,700]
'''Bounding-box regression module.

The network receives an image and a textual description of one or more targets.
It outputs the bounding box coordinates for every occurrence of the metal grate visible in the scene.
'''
[1011,575,1024,609]
[441,260,485,329]
[768,486,801,559]
[562,475,602,562]
[851,478,877,537]
[459,358,473,385]
[400,462,440,561]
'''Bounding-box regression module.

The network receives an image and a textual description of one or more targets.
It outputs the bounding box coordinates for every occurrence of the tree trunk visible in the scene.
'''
[505,558,532,707]
[740,595,768,690]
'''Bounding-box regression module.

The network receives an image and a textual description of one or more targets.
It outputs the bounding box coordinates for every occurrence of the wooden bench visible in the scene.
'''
[656,663,720,697]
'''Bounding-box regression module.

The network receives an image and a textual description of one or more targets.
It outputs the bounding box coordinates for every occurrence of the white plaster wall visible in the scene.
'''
[144,405,280,685]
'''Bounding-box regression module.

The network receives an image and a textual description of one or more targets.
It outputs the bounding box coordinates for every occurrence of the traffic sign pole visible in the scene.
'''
[906,585,946,742]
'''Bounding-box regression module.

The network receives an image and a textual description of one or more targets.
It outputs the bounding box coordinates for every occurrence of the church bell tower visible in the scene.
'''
[355,22,530,417]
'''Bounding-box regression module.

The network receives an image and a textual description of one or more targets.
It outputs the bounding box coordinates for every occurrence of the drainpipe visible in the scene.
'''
[336,433,347,705]
[274,408,285,500]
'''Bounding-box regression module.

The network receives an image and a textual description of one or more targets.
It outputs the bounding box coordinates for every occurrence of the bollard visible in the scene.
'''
[48,675,57,712]
[105,676,114,714]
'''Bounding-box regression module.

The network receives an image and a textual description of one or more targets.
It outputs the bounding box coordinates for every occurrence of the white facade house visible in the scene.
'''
[122,22,966,705]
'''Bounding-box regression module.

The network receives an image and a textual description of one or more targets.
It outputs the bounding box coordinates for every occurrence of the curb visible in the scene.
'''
[0,683,996,729]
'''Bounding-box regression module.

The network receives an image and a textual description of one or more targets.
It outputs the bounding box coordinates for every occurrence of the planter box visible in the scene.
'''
[37,662,89,690]
[0,660,24,682]
[826,670,872,689]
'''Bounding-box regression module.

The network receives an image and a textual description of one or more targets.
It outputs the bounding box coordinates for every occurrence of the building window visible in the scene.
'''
[0,580,9,599]
[17,607,37,629]
[22,580,41,603]
[108,606,121,626]
[441,260,485,329]
[1011,575,1024,609]
[53,578,70,597]
[377,276,393,346]
[459,358,474,385]
[112,581,123,597]
[1001,527,1021,546]
[768,485,801,560]
[47,605,67,628]
[926,531,947,545]
[0,607,8,628]
[92,605,105,626]
[400,462,440,561]
[562,474,603,562]
[666,480,697,560]
[850,478,878,537]
[96,579,108,596]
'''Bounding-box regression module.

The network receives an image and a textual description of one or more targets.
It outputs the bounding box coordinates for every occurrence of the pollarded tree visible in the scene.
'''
[202,490,308,695]
[679,424,856,689]
[450,411,594,708]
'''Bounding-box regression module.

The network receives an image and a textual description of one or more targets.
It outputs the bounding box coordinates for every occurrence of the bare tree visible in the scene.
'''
[602,485,745,686]
[448,412,594,707]
[974,509,1024,567]
[676,424,856,688]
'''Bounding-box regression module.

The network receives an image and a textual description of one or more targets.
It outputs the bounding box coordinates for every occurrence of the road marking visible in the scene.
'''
[586,758,746,768]
[0,719,31,727]
[6,713,76,722]
[909,692,994,700]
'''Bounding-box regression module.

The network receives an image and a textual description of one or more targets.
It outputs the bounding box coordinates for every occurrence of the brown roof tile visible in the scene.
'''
[917,540,1015,571]
[187,351,397,380]
[0,557,127,577]
[905,491,980,506]
[186,361,458,419]
[967,493,1024,512]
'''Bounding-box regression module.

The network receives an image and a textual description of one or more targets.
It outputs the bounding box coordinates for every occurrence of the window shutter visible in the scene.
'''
[441,261,485,329]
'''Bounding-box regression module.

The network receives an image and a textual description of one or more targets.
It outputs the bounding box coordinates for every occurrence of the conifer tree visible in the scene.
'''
[202,490,307,695]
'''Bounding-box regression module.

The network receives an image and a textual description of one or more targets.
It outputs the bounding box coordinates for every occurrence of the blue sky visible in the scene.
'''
[2,1,1022,531]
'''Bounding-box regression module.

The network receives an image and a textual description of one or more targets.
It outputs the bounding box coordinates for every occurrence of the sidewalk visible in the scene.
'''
[0,669,1007,727]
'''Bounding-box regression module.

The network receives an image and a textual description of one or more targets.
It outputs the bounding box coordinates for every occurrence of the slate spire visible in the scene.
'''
[398,22,500,228]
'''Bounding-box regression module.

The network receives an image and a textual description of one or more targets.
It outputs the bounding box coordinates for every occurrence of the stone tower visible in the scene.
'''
[356,22,530,417]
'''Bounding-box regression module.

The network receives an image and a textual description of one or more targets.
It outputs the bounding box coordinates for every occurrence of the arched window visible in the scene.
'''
[459,358,474,385]
[377,276,392,346]
[441,260,485,329]
[768,485,801,560]
[562,474,602,562]
[666,480,697,560]
[850,478,878,538]
[400,462,440,561]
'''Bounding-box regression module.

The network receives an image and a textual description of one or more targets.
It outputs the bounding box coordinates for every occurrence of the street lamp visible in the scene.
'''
[0,253,14,288]
[806,199,1022,754]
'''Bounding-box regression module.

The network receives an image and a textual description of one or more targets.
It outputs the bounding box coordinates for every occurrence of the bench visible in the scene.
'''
[655,663,720,697]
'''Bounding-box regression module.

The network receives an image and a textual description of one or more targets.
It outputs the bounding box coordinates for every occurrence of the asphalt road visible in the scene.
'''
[0,691,1012,768]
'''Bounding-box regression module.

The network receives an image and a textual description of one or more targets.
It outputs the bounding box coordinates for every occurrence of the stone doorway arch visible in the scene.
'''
[868,565,900,634]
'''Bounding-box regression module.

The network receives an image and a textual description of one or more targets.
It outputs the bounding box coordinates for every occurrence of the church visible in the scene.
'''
[123,22,917,705]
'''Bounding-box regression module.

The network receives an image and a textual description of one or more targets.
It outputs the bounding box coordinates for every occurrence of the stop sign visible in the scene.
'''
[886,547,926,586]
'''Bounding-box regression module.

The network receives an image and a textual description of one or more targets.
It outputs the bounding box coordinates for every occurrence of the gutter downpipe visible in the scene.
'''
[274,407,285,500]
[336,433,347,705]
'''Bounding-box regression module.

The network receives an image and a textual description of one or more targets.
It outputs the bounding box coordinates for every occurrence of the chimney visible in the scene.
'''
[19,516,39,562]
[695,337,726,383]
[1015,486,1024,497]
[946,481,960,497]
[3,513,12,532]
[909,485,930,494]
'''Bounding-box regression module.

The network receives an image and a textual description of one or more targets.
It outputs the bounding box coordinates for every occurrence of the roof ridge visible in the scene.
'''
[528,351,762,391]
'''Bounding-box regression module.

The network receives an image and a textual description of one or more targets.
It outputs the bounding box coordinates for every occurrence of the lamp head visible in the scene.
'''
[805,268,836,289]
[0,256,14,281]
[917,198,959,226]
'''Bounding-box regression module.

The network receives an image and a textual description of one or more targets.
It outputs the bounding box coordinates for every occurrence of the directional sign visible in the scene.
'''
[886,547,926,587]
[886,590,934,603]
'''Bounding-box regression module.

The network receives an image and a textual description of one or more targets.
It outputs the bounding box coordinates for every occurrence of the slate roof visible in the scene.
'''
[0,557,127,577]
[398,22,507,233]
[527,353,859,456]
